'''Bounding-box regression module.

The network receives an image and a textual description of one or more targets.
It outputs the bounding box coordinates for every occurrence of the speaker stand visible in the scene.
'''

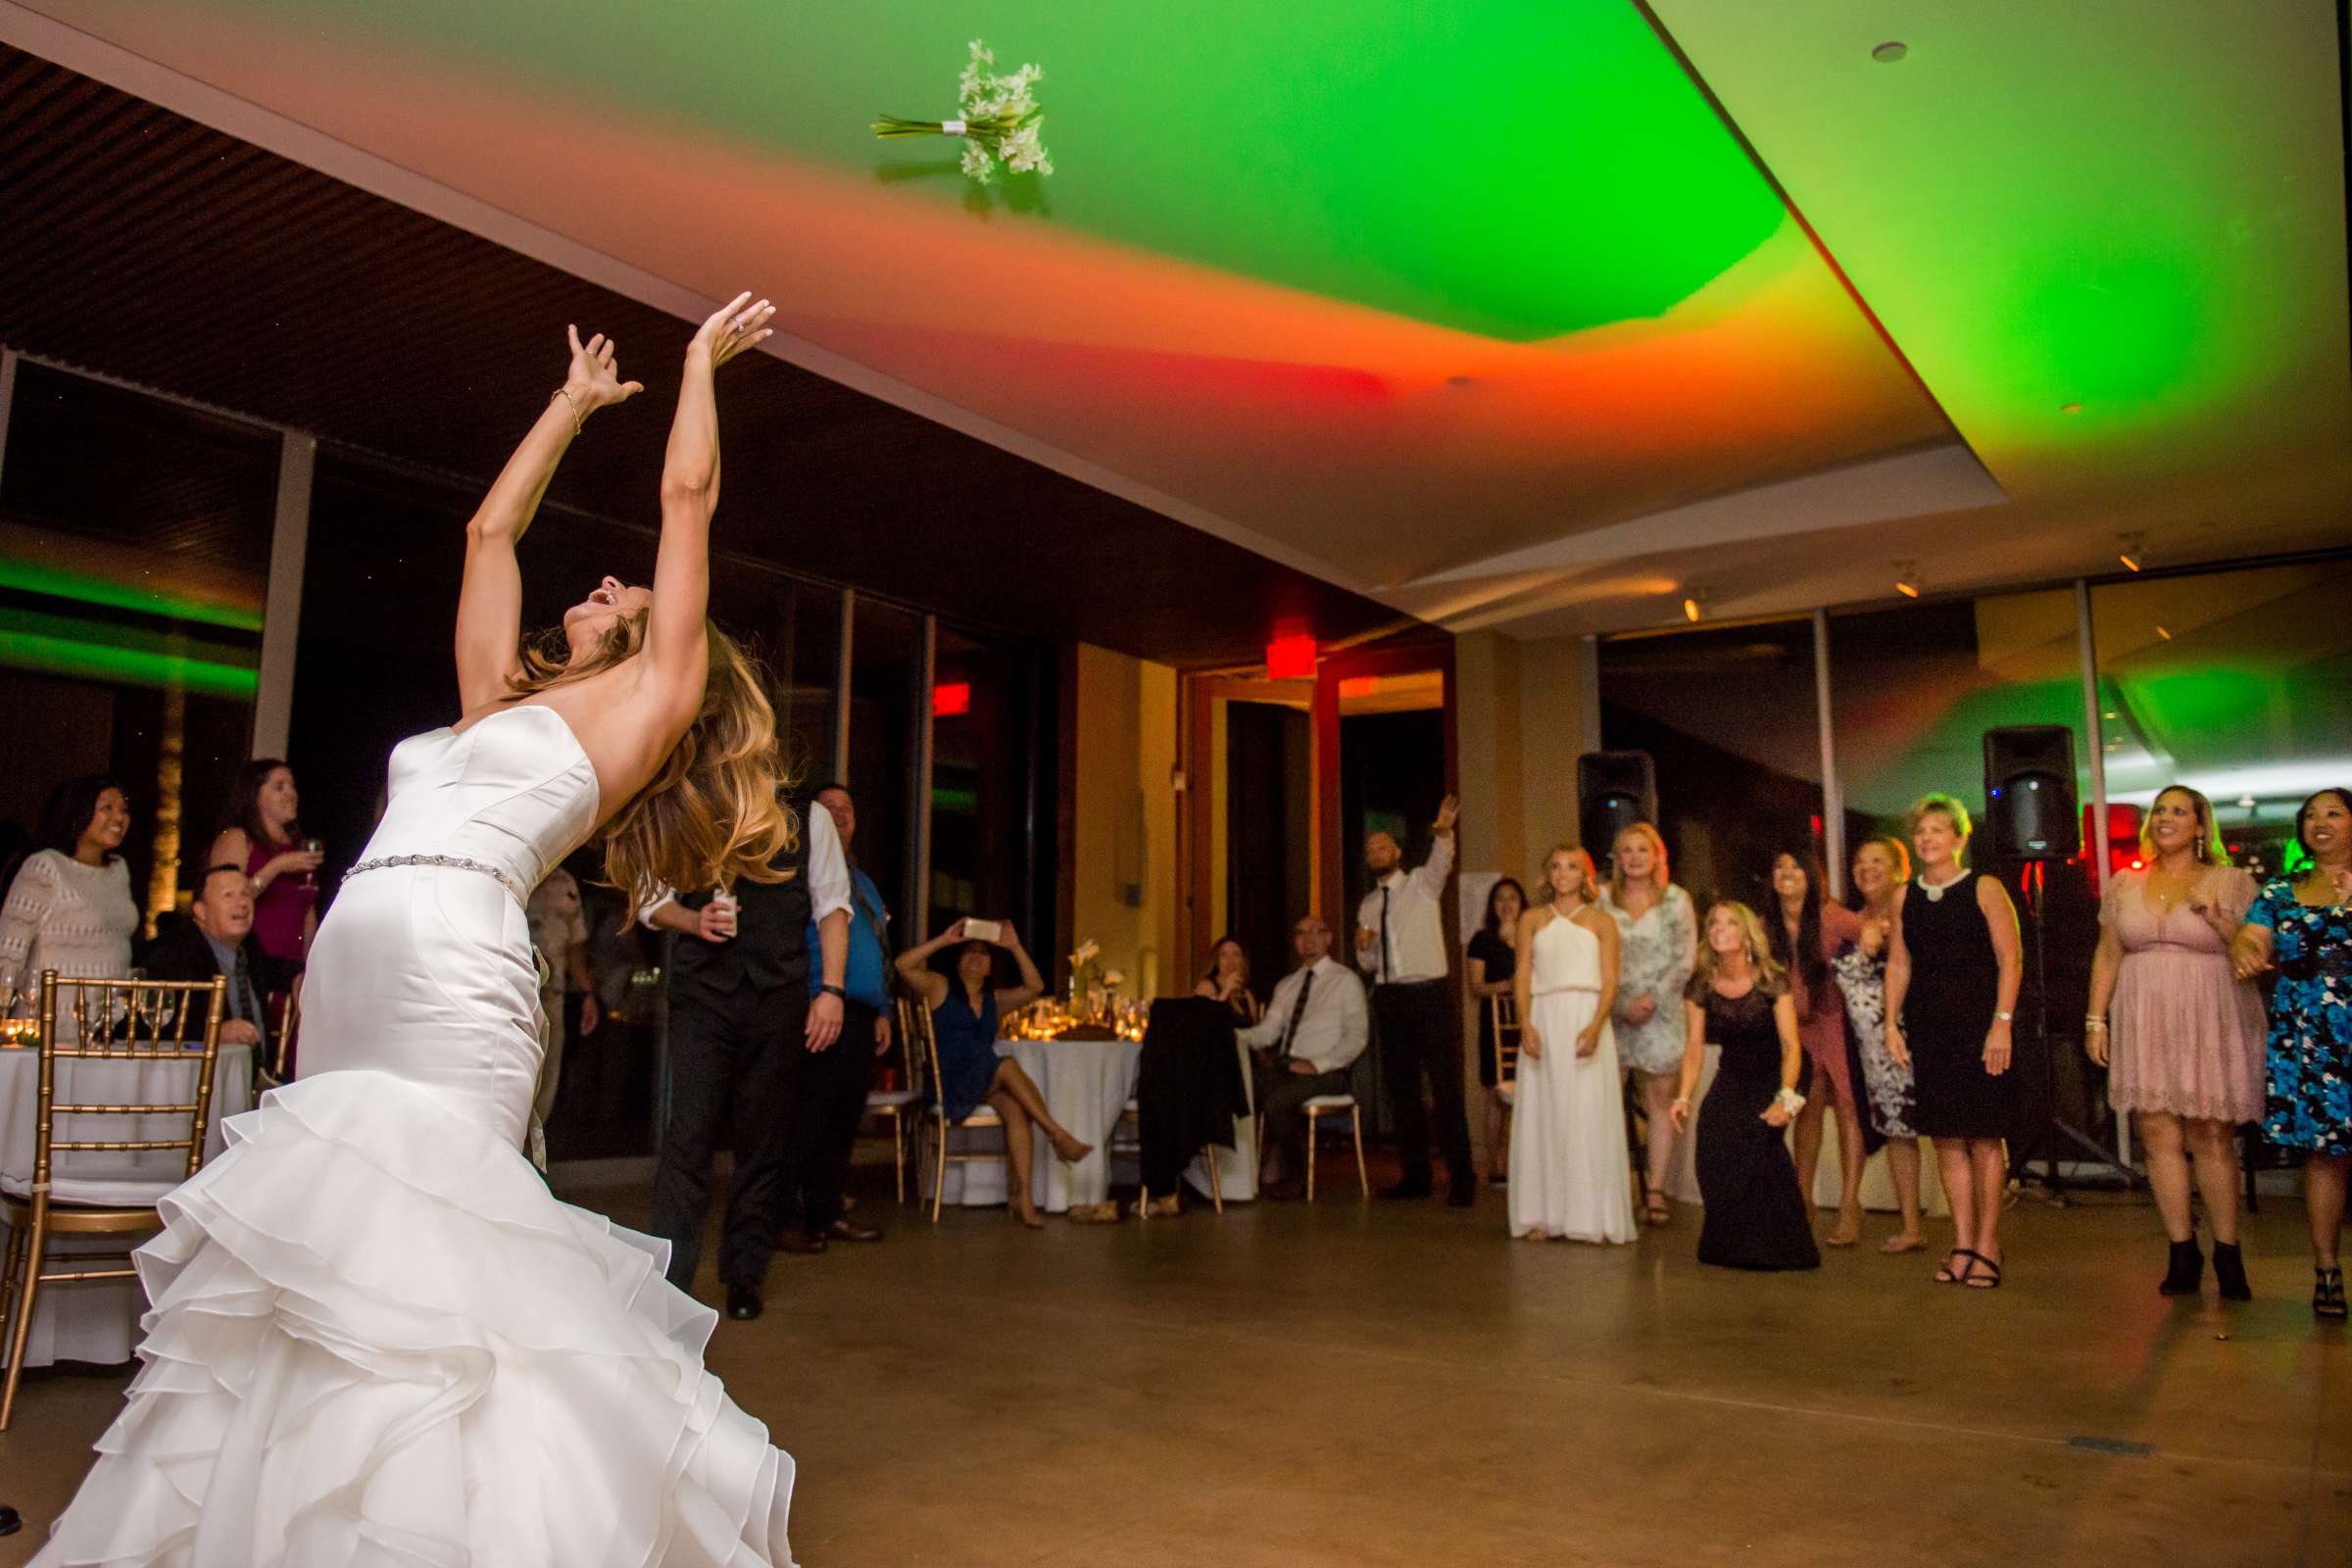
[2006,864,2135,1200]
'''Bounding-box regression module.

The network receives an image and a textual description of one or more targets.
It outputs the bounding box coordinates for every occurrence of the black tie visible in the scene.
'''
[232,947,266,1050]
[1379,885,1395,983]
[1278,968,1315,1060]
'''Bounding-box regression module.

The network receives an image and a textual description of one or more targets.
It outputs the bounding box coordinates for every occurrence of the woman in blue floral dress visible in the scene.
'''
[2233,787,2352,1320]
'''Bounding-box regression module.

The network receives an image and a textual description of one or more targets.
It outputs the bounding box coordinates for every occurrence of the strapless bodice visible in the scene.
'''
[362,705,602,893]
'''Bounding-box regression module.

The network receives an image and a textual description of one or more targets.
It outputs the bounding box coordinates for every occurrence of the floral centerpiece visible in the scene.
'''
[873,39,1054,185]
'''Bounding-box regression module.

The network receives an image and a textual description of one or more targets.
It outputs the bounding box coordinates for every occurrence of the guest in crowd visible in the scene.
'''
[1600,823,1695,1225]
[1,776,139,1025]
[642,797,850,1320]
[1831,835,1926,1253]
[1508,846,1633,1245]
[2086,785,2265,1299]
[1886,794,2022,1291]
[142,861,302,1057]
[1671,902,1817,1272]
[2232,786,2352,1320]
[1467,876,1527,1187]
[1196,935,1263,1025]
[896,920,1091,1228]
[786,783,894,1250]
[524,859,600,1160]
[1355,795,1475,1205]
[208,759,324,966]
[1236,914,1368,1200]
[1767,846,1867,1248]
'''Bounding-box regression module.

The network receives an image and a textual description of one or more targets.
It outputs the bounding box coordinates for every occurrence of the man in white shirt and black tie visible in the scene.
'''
[1355,795,1475,1205]
[1238,914,1368,1200]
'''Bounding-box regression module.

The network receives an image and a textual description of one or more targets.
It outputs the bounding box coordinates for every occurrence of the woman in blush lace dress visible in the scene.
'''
[29,297,806,1566]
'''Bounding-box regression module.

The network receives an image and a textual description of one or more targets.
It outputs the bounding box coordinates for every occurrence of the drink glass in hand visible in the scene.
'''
[303,836,326,890]
[710,888,740,939]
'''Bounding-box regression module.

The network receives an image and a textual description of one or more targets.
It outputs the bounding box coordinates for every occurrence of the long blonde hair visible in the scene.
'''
[1694,900,1785,994]
[512,611,796,917]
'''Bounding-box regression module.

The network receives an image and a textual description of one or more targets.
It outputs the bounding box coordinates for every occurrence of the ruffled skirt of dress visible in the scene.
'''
[2107,951,2267,1123]
[29,1069,794,1568]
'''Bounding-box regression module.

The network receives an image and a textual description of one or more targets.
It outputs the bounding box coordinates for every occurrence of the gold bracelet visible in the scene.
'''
[551,387,586,435]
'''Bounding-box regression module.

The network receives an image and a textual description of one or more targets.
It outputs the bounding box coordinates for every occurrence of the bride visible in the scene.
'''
[31,295,802,1566]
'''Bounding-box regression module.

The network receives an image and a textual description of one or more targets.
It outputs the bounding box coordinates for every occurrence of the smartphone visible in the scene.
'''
[961,918,1002,943]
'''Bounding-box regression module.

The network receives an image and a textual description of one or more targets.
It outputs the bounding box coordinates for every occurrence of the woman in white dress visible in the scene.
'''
[1508,845,1635,1244]
[28,297,804,1565]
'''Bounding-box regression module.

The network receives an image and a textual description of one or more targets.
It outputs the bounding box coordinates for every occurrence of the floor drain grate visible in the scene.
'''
[2067,1436,2155,1456]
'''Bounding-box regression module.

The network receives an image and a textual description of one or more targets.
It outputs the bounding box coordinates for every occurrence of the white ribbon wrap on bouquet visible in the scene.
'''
[941,118,967,135]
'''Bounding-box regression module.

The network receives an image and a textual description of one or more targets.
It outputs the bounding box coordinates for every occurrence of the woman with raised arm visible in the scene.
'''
[896,920,1094,1228]
[28,298,803,1566]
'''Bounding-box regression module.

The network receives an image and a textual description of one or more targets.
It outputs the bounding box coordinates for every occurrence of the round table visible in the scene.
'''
[930,1039,1141,1212]
[0,1043,253,1366]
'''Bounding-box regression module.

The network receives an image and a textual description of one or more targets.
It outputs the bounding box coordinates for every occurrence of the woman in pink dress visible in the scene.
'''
[2085,784,2265,1300]
[208,759,324,965]
[1767,846,1866,1247]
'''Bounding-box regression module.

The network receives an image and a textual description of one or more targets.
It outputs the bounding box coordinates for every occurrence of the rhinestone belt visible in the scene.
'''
[346,853,523,901]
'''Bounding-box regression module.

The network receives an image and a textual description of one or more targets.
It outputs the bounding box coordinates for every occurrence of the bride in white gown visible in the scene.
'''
[1508,845,1636,1245]
[32,296,804,1566]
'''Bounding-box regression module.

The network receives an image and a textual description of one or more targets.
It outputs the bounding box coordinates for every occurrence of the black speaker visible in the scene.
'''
[1577,750,1657,860]
[1983,726,2081,860]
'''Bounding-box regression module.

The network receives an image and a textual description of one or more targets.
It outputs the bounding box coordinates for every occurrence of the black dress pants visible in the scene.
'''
[791,999,879,1234]
[652,984,808,1290]
[1250,1057,1352,1181]
[1374,978,1472,1188]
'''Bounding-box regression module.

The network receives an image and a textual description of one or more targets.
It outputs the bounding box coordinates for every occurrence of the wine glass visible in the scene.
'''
[302,836,326,891]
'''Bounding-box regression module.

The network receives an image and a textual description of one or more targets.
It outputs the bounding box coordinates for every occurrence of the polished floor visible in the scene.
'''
[3,1160,2347,1567]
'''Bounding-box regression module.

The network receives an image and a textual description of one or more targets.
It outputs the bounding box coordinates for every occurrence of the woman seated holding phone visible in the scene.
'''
[895,918,1094,1227]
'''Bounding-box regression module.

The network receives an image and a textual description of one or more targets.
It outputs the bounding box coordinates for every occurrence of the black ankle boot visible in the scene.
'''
[2159,1238,2204,1297]
[2212,1243,2251,1301]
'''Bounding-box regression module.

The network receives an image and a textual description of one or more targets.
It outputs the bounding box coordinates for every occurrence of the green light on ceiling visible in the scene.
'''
[209,0,1787,341]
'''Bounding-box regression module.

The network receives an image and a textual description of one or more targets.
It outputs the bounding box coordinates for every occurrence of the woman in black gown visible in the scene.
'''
[1670,901,1819,1272]
[1885,793,2022,1290]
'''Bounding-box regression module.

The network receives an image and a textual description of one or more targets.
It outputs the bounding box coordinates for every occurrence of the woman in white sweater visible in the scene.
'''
[1,774,139,1018]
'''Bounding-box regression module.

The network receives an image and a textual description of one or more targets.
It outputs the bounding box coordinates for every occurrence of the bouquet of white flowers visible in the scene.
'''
[873,39,1053,185]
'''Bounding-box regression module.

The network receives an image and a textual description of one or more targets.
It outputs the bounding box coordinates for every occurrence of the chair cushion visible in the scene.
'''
[865,1090,922,1108]
[1301,1094,1356,1109]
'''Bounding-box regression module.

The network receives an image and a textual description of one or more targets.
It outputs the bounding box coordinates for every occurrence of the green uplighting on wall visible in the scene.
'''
[0,559,265,632]
[0,627,258,699]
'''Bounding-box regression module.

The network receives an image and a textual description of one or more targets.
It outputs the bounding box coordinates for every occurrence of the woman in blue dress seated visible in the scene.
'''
[896,919,1094,1227]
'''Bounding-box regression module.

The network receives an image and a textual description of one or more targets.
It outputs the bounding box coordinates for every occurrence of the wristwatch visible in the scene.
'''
[820,983,847,1001]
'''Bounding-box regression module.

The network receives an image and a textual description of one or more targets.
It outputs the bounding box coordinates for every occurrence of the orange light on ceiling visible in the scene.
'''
[1266,634,1317,679]
[1681,597,1702,622]
[933,681,972,716]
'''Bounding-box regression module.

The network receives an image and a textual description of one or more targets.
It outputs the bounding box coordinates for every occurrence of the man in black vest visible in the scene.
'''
[643,799,851,1321]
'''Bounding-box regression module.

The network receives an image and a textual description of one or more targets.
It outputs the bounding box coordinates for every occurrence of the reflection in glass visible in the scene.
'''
[930,625,1039,940]
[849,599,923,926]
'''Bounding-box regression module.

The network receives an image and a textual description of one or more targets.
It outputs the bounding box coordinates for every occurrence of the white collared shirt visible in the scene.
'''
[639,798,852,927]
[1238,956,1368,1076]
[1354,832,1454,984]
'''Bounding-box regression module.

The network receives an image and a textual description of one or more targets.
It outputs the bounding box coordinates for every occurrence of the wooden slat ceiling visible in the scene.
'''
[0,47,1410,667]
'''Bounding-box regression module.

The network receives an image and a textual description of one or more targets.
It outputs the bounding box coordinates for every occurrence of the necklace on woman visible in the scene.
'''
[1915,866,1967,903]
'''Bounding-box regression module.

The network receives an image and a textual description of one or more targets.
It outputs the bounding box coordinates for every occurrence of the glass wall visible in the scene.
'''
[1597,617,1822,909]
[0,362,278,929]
[847,597,925,939]
[2090,558,2352,882]
[930,624,1042,941]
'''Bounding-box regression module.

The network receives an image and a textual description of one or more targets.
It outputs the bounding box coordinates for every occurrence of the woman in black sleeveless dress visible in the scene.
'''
[1886,794,2022,1290]
[1670,901,1819,1272]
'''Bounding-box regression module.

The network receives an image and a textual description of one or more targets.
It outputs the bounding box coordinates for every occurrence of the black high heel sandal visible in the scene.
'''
[2316,1267,2347,1321]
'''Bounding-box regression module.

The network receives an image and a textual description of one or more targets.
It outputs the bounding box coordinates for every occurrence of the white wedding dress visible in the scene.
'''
[1507,913,1636,1245]
[32,704,795,1567]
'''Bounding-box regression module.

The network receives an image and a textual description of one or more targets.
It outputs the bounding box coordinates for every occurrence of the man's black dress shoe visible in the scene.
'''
[1380,1180,1434,1201]
[822,1218,884,1243]
[774,1231,829,1255]
[1447,1181,1477,1207]
[725,1283,763,1321]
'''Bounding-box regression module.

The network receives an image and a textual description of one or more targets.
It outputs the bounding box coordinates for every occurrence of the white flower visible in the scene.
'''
[1000,122,1051,174]
[960,142,994,182]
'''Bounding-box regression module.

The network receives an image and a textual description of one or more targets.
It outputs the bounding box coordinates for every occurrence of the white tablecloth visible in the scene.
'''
[0,1043,254,1366]
[928,1039,1150,1212]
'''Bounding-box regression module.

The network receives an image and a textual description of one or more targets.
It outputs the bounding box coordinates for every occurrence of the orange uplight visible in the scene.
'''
[1266,634,1317,679]
[933,681,972,716]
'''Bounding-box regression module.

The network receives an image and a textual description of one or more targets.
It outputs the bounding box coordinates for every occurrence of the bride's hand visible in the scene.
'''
[564,324,644,412]
[689,292,775,369]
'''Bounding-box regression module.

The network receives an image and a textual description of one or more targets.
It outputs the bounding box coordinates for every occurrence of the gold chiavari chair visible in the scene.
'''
[864,999,924,1204]
[902,996,1007,1222]
[1254,1092,1369,1201]
[1,969,228,1430]
[1487,992,1522,1106]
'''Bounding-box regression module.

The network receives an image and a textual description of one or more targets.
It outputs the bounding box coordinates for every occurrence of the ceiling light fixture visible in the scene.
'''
[1893,560,1921,599]
[2118,532,2145,572]
[1871,40,1908,63]
[1681,588,1708,622]
[2155,625,2173,640]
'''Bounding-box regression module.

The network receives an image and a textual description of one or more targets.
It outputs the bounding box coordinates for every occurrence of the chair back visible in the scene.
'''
[1486,991,1521,1094]
[26,970,229,1199]
[262,979,301,1089]
[897,994,938,1105]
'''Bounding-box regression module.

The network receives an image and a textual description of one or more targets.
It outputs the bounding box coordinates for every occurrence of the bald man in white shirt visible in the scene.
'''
[1355,796,1474,1204]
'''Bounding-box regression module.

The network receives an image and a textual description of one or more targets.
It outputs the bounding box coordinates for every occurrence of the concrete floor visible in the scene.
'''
[3,1167,2347,1567]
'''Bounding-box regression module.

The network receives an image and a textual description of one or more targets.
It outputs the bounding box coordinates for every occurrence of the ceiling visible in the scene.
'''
[1,0,2344,641]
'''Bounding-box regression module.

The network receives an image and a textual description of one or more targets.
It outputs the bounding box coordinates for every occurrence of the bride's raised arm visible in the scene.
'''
[641,294,773,724]
[456,325,642,710]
